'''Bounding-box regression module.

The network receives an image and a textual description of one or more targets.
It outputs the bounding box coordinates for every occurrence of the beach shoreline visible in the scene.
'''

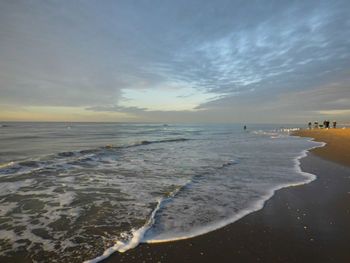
[101,129,350,263]
[293,128,350,167]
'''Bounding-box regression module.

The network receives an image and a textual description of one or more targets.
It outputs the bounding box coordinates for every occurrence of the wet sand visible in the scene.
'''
[102,131,350,263]
[294,128,350,167]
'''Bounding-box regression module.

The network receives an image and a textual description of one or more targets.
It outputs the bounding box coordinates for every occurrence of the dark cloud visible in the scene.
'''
[0,0,349,122]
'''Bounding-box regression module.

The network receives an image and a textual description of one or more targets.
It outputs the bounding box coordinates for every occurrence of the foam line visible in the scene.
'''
[146,138,325,244]
[83,186,184,263]
[83,200,162,263]
[83,136,326,263]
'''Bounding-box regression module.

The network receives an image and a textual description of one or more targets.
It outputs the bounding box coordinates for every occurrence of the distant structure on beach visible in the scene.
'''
[323,120,330,128]
[308,120,337,129]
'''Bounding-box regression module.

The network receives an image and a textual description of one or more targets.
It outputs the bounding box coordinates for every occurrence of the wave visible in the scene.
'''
[145,138,325,244]
[139,138,189,145]
[2,135,42,140]
[83,157,241,263]
[0,161,15,169]
[0,137,191,176]
[83,185,185,263]
[251,128,300,137]
[221,159,239,168]
[81,138,190,152]
[84,136,326,263]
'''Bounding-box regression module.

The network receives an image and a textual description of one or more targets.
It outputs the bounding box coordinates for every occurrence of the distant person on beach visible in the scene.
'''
[308,122,312,129]
[314,121,319,128]
[244,125,247,130]
[333,121,337,128]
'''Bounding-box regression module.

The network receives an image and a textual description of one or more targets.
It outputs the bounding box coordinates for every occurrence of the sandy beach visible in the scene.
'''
[102,129,350,263]
[294,128,350,167]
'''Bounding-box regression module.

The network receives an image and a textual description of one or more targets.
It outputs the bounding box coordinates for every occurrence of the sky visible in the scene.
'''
[0,0,349,123]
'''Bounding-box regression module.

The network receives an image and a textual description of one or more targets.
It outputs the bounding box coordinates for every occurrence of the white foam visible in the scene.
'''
[0,225,56,254]
[82,136,326,263]
[58,192,76,207]
[0,161,15,169]
[280,128,300,132]
[0,229,17,242]
[146,138,325,243]
[0,128,328,263]
[83,198,162,263]
[252,128,300,137]
[0,202,17,215]
[146,138,325,244]
[0,179,35,196]
[84,185,186,263]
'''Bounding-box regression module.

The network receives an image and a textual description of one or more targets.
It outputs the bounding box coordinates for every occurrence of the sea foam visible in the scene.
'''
[0,124,326,263]
[84,135,325,263]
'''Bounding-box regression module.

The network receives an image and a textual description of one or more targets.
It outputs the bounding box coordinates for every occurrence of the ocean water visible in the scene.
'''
[0,122,322,262]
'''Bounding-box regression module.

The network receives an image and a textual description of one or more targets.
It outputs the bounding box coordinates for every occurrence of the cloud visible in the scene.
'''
[0,0,349,122]
[86,105,147,113]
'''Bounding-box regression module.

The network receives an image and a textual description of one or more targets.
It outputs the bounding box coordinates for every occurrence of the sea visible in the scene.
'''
[0,122,323,262]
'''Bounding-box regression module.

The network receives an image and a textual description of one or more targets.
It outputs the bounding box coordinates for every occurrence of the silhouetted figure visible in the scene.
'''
[326,120,330,128]
[333,121,337,128]
[308,122,312,129]
[244,125,247,131]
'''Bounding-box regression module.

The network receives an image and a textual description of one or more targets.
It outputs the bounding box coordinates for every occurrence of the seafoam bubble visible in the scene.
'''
[58,192,76,207]
[0,179,35,196]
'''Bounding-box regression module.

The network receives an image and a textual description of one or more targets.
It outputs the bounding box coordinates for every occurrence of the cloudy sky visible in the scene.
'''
[0,0,349,123]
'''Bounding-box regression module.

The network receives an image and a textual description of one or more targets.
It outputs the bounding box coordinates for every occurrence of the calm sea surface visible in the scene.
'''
[0,122,321,262]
